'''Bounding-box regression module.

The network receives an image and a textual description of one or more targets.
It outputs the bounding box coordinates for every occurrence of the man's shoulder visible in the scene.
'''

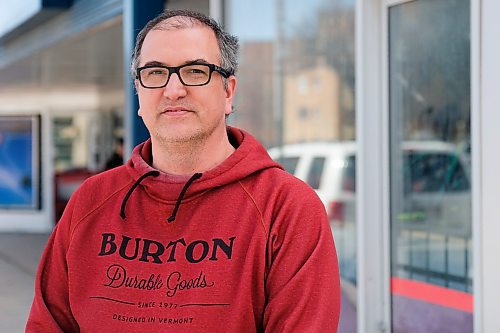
[244,166,319,199]
[74,166,132,205]
[55,166,132,230]
[241,166,328,228]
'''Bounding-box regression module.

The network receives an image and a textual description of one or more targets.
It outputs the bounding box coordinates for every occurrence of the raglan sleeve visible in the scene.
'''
[25,191,80,332]
[263,182,341,333]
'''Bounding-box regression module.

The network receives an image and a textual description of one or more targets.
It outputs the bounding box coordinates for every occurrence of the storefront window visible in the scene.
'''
[226,0,356,331]
[389,0,472,331]
[53,115,92,172]
[0,115,40,209]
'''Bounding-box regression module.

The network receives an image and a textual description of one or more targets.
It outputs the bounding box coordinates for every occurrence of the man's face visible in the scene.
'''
[136,25,236,145]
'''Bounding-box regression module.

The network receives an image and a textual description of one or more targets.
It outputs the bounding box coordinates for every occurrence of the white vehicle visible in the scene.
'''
[268,141,357,225]
[397,141,471,238]
[268,142,357,282]
[269,141,471,284]
[268,140,471,237]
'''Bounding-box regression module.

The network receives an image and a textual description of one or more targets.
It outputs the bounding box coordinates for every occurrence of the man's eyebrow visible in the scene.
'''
[184,59,210,65]
[141,59,211,67]
[142,61,166,67]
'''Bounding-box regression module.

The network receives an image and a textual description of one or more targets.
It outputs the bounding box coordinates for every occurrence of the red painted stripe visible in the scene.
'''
[391,277,473,313]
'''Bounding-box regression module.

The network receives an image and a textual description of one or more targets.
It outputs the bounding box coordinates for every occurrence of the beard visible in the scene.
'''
[151,111,225,147]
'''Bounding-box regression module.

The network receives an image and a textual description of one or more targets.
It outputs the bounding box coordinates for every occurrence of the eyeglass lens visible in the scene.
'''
[140,64,211,87]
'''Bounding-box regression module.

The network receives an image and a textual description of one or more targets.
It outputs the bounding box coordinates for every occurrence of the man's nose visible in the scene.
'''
[163,72,187,99]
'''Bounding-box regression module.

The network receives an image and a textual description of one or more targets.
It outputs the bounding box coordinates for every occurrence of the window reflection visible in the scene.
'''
[53,116,81,171]
[275,156,299,174]
[228,0,355,147]
[389,0,472,332]
[405,152,470,194]
[227,1,356,331]
[306,157,326,189]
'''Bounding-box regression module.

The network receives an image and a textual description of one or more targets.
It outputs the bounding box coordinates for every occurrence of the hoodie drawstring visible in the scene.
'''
[167,172,202,223]
[120,170,160,220]
[120,171,203,223]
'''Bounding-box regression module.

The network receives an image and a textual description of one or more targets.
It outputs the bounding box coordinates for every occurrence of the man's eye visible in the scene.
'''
[147,68,168,76]
[184,66,209,75]
[188,69,205,74]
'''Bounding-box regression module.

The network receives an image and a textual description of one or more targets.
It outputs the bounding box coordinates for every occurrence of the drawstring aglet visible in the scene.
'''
[166,172,202,223]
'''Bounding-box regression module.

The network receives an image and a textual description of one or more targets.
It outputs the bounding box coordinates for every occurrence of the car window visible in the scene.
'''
[405,152,470,193]
[306,157,326,189]
[276,156,300,175]
[342,155,356,193]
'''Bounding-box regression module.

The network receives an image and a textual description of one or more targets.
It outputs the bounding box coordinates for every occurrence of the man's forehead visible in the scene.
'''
[153,15,205,31]
[140,25,220,65]
[142,26,218,49]
[144,22,217,44]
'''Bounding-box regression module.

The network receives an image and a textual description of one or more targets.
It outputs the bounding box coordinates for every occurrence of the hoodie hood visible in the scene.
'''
[124,126,283,205]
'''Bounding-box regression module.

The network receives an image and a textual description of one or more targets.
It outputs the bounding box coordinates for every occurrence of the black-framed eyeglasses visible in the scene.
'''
[136,62,233,89]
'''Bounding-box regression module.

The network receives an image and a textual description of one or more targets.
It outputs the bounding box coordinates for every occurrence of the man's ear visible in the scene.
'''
[135,80,142,116]
[134,80,139,94]
[224,76,237,116]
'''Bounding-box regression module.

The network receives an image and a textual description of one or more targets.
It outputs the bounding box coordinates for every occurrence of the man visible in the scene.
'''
[27,9,340,332]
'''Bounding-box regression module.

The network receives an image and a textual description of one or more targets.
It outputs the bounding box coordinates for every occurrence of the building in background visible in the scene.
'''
[284,59,342,143]
[231,40,276,147]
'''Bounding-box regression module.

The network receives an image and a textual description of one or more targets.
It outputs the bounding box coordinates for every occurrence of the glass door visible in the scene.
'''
[388,0,473,332]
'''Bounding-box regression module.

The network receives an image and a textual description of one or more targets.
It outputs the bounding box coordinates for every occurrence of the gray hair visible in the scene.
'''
[131,9,239,85]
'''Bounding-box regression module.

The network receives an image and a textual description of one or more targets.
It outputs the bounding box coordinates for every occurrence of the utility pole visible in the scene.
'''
[274,0,285,149]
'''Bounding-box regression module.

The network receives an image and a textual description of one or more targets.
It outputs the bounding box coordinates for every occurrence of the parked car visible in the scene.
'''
[398,141,471,238]
[269,142,357,283]
[269,140,471,285]
[268,140,471,237]
[268,141,357,226]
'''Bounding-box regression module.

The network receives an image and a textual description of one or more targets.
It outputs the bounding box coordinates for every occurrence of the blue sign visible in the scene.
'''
[0,116,40,209]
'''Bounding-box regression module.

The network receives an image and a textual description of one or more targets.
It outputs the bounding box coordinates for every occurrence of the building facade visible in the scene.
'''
[0,0,499,332]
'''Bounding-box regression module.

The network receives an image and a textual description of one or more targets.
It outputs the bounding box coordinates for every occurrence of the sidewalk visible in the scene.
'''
[0,233,50,333]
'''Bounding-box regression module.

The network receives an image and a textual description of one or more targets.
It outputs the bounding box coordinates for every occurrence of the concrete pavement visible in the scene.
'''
[0,233,50,333]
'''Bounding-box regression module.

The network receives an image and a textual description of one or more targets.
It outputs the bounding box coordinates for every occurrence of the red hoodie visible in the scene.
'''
[27,127,340,332]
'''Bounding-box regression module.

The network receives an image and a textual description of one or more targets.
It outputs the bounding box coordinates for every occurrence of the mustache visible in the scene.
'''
[158,102,195,111]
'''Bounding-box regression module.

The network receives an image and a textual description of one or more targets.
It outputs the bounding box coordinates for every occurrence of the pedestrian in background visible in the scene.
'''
[104,137,124,170]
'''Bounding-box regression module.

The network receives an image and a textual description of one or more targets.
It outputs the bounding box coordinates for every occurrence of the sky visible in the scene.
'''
[0,0,40,37]
[226,0,354,42]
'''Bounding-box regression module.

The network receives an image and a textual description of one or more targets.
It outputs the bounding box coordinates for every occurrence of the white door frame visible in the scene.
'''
[470,1,482,332]
[477,0,500,331]
[356,0,391,331]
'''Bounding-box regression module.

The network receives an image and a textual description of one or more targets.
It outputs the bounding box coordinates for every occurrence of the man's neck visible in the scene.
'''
[150,130,235,176]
